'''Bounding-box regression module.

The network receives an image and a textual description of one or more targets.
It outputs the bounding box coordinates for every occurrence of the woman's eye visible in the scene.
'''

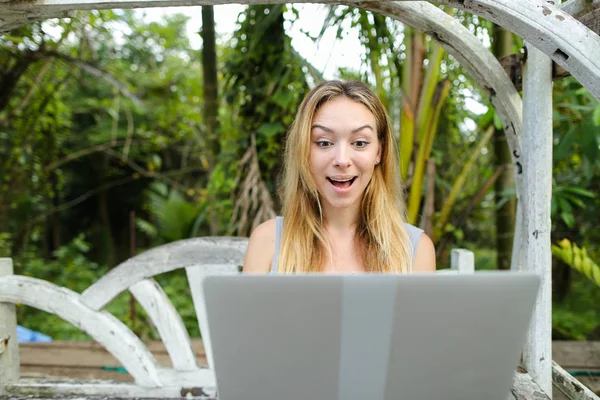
[316,140,332,148]
[354,140,369,148]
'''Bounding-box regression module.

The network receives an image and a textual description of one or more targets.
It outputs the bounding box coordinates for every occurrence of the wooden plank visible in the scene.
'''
[20,366,134,382]
[553,341,600,370]
[5,379,217,399]
[129,278,198,371]
[81,237,247,311]
[20,338,206,354]
[19,341,208,368]
[0,258,20,396]
[553,361,599,400]
[521,32,554,396]
[0,276,162,387]
[20,340,599,371]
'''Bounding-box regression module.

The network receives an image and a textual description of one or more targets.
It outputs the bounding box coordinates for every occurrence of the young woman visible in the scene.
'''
[243,80,436,273]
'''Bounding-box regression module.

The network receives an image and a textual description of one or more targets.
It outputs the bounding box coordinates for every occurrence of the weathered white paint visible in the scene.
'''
[509,370,552,399]
[511,201,523,271]
[3,370,557,400]
[5,379,217,399]
[552,361,599,400]
[81,237,247,310]
[450,249,476,274]
[157,365,215,386]
[186,264,240,370]
[441,0,600,101]
[0,258,19,396]
[129,278,198,371]
[561,0,600,19]
[521,40,554,396]
[0,275,163,387]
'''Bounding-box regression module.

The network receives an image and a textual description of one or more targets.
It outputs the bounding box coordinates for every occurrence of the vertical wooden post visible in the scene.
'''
[521,42,553,395]
[510,201,523,271]
[0,258,19,395]
[450,249,475,274]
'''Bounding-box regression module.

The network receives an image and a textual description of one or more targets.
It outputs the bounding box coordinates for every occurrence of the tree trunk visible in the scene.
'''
[201,6,221,235]
[492,25,516,270]
[202,6,219,160]
[0,52,37,112]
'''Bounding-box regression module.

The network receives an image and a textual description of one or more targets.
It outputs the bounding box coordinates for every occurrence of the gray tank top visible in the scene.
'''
[270,216,424,273]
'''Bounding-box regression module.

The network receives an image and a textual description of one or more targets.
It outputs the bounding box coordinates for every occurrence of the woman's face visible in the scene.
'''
[309,96,382,212]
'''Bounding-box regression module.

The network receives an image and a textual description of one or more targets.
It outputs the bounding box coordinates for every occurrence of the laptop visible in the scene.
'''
[203,272,539,400]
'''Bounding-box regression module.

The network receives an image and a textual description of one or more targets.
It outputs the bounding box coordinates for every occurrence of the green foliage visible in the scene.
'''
[552,239,600,288]
[552,183,595,228]
[553,271,600,340]
[15,235,107,340]
[137,182,203,244]
[214,5,310,235]
[0,233,12,258]
[1,7,598,345]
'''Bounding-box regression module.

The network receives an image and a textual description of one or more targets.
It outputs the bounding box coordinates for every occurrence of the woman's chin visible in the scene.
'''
[321,197,359,211]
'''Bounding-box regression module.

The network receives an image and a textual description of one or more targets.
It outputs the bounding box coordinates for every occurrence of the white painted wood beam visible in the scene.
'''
[5,379,217,398]
[80,237,247,310]
[450,249,475,273]
[552,361,599,400]
[521,35,553,396]
[0,259,19,396]
[129,278,199,371]
[439,0,600,101]
[0,275,163,387]
[560,0,600,19]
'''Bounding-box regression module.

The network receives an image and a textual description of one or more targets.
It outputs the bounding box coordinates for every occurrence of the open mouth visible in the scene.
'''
[327,176,357,189]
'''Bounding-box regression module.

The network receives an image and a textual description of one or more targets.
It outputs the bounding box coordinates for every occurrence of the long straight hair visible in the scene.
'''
[277,80,412,273]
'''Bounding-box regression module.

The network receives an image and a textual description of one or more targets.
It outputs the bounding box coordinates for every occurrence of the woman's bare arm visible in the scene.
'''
[242,218,277,273]
[412,233,437,272]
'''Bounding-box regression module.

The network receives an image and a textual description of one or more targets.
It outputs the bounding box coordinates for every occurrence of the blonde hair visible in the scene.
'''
[277,80,412,273]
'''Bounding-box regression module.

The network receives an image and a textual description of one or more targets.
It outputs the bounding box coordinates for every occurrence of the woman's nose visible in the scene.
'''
[334,143,351,167]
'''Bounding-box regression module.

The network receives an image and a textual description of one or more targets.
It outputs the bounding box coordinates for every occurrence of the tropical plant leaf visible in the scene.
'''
[552,239,600,288]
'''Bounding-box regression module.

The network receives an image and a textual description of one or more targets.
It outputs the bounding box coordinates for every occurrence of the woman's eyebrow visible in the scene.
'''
[311,124,333,132]
[352,124,374,133]
[311,124,374,133]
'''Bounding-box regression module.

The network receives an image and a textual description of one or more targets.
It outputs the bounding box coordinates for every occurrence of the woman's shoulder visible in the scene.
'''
[242,218,278,273]
[403,223,424,243]
[251,218,279,239]
[403,223,436,272]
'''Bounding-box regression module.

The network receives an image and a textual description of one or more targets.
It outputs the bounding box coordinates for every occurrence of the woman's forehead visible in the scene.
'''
[311,97,376,128]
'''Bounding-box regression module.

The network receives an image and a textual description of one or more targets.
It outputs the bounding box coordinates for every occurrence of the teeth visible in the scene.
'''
[331,178,352,183]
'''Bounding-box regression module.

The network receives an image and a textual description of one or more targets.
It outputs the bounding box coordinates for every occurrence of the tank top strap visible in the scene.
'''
[270,216,284,273]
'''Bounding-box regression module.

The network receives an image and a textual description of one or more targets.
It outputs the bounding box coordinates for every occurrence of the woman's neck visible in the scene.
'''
[321,202,361,233]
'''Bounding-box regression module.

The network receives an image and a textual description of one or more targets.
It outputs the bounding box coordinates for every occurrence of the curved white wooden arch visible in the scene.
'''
[0,276,164,387]
[1,0,599,100]
[354,0,525,199]
[129,278,199,371]
[434,0,600,100]
[79,237,245,372]
[80,237,247,310]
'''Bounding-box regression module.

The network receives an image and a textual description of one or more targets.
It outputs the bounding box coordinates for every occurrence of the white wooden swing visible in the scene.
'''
[1,0,600,398]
